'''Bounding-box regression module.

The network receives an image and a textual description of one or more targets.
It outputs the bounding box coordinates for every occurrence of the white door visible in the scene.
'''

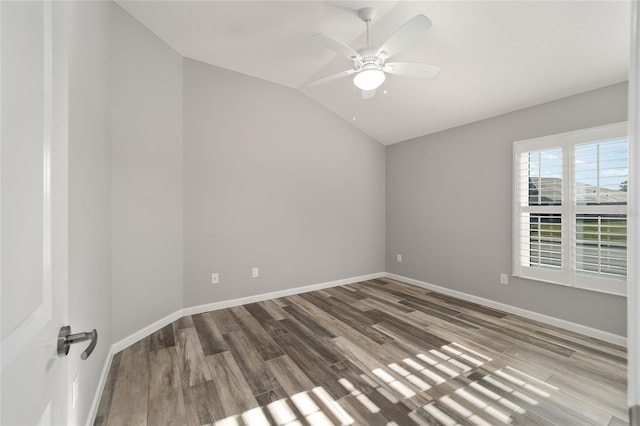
[1,1,70,424]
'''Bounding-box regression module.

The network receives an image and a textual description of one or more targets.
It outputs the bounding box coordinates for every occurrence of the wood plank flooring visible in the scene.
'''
[94,278,628,426]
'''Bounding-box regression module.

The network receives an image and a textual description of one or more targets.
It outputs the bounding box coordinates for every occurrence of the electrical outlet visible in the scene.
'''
[72,374,79,409]
[500,273,509,285]
[397,254,402,263]
[211,273,219,284]
[252,267,259,278]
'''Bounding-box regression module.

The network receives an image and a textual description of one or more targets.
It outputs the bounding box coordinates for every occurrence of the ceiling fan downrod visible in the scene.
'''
[359,7,376,47]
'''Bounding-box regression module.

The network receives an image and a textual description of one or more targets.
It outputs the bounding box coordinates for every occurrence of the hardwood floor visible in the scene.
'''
[94,278,628,426]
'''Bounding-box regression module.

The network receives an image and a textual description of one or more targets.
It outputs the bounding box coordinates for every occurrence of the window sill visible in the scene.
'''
[512,272,627,297]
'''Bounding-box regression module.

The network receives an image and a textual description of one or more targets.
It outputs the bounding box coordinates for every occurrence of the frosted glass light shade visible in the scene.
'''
[353,69,385,91]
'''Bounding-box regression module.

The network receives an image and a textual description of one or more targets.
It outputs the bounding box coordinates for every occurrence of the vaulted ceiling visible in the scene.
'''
[117,1,630,145]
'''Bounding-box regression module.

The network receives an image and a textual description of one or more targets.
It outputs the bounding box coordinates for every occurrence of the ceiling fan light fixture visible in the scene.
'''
[353,68,385,91]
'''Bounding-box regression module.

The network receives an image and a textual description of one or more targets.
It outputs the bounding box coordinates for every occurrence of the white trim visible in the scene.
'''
[110,272,385,357]
[512,122,629,296]
[627,0,640,410]
[85,347,115,426]
[111,309,184,354]
[385,273,627,347]
[182,273,384,317]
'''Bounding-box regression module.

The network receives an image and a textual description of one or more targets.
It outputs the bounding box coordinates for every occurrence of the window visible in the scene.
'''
[513,122,628,296]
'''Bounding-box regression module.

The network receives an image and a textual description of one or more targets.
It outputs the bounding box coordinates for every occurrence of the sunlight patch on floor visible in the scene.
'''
[267,399,302,425]
[373,368,416,399]
[214,415,240,426]
[312,386,354,425]
[388,362,431,391]
[240,407,270,426]
[338,378,380,413]
[424,402,458,425]
[497,368,553,397]
[360,373,400,403]
[210,340,565,426]
[471,380,526,415]
[403,357,447,384]
[290,391,336,425]
[440,396,494,426]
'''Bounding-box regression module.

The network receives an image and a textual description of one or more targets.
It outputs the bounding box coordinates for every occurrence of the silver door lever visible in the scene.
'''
[57,326,98,360]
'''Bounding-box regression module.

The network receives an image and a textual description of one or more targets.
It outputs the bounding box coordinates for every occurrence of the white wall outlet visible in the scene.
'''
[72,374,79,409]
[397,254,402,263]
[211,273,219,284]
[252,267,259,278]
[500,273,509,285]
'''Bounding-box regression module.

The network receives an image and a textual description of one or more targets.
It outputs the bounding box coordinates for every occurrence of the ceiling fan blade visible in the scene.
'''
[312,33,362,61]
[362,89,376,100]
[384,62,440,79]
[376,14,432,60]
[305,69,356,87]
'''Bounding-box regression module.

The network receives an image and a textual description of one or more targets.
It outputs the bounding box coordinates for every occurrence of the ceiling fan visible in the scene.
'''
[307,7,440,99]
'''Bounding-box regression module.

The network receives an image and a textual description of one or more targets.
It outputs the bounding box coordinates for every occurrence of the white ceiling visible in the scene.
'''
[117,1,630,145]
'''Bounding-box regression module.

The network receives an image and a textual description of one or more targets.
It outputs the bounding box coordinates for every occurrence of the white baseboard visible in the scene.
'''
[111,309,184,354]
[110,272,384,354]
[385,272,627,347]
[85,346,115,426]
[182,272,385,317]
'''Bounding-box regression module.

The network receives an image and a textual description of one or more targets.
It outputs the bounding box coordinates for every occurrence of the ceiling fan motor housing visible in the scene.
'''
[356,47,384,70]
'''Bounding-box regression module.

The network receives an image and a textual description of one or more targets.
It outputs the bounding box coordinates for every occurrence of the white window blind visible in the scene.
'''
[513,122,628,296]
[574,138,628,281]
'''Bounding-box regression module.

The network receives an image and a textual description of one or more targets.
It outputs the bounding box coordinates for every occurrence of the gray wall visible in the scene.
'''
[110,4,183,343]
[386,82,628,336]
[66,2,112,423]
[183,58,385,306]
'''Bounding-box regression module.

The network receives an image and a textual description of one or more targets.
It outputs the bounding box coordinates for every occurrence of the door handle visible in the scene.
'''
[57,326,98,360]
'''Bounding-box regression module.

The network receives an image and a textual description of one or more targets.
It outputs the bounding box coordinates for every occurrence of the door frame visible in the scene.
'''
[628,0,640,423]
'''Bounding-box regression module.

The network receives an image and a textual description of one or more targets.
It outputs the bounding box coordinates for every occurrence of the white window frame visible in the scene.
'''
[513,121,628,296]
